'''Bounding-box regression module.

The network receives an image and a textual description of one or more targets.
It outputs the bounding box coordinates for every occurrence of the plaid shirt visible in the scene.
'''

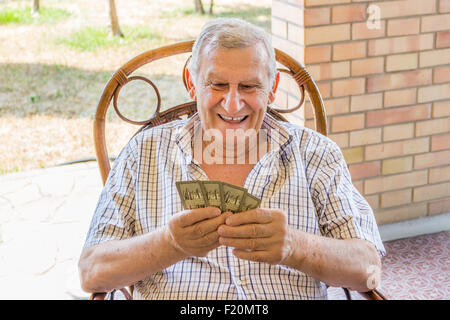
[84,113,385,300]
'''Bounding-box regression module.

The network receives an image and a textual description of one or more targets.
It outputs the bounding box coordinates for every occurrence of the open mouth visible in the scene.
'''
[218,114,249,123]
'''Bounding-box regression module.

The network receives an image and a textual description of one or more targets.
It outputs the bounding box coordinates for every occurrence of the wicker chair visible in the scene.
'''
[90,40,387,301]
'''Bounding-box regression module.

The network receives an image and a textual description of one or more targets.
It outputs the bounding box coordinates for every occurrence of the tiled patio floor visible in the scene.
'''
[328,230,450,300]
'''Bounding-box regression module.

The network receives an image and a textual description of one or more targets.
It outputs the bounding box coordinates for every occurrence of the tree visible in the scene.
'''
[108,0,123,37]
[193,0,214,15]
[31,0,40,15]
[194,0,205,14]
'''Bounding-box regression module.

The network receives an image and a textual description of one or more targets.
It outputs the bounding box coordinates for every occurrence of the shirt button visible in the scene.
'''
[236,278,246,286]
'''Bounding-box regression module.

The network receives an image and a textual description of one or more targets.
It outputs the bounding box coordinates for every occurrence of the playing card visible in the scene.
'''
[176,181,207,210]
[238,192,262,212]
[202,180,223,210]
[221,182,246,213]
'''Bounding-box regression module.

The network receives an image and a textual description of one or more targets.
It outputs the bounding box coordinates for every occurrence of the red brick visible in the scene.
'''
[332,77,365,97]
[322,97,350,116]
[349,161,381,180]
[305,24,351,45]
[329,132,349,148]
[308,61,350,81]
[350,93,382,112]
[428,198,450,216]
[332,41,366,61]
[305,7,331,26]
[342,147,364,164]
[365,138,430,161]
[436,31,450,48]
[375,0,436,19]
[317,81,331,99]
[440,0,450,13]
[387,17,420,36]
[421,14,450,33]
[383,123,415,142]
[366,194,380,210]
[368,34,434,56]
[375,203,427,225]
[416,117,450,136]
[350,128,382,146]
[332,4,366,24]
[429,166,450,183]
[353,180,363,194]
[418,83,450,103]
[384,88,417,108]
[366,104,431,127]
[413,182,450,202]
[381,189,412,208]
[352,57,384,76]
[434,66,450,84]
[367,69,432,93]
[386,53,418,72]
[365,170,428,194]
[382,157,413,175]
[352,21,386,40]
[432,134,450,151]
[420,48,450,68]
[414,150,450,170]
[433,100,450,117]
[305,45,331,64]
[305,0,351,6]
[332,113,365,133]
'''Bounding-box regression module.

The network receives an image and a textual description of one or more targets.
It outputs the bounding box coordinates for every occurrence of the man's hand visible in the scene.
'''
[166,207,232,258]
[217,208,294,265]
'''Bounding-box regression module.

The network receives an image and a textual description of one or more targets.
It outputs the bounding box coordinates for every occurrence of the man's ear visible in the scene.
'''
[185,67,196,100]
[267,72,280,105]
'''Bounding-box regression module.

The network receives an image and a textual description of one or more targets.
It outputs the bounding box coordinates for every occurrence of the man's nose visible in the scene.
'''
[222,86,244,114]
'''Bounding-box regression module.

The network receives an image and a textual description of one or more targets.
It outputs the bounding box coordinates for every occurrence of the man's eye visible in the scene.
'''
[240,84,257,91]
[211,83,227,90]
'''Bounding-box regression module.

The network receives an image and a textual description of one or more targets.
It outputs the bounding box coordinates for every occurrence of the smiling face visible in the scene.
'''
[187,41,279,146]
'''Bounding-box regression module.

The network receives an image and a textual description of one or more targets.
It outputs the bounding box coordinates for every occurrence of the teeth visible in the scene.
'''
[220,114,246,121]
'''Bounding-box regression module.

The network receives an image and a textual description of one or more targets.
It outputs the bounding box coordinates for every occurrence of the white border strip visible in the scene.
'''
[379,212,450,242]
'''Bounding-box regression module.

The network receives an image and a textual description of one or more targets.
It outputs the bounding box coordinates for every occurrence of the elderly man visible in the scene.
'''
[79,18,385,299]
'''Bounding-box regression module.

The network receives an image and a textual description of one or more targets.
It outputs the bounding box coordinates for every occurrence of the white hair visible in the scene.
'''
[188,18,277,85]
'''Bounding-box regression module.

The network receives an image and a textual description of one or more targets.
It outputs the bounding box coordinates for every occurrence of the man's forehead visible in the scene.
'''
[198,42,270,80]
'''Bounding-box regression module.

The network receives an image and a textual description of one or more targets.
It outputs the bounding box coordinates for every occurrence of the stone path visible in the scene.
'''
[0,162,102,299]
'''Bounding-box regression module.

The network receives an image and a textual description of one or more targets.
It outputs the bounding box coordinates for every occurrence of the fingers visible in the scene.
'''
[185,211,232,240]
[232,249,268,263]
[218,223,272,238]
[219,236,275,251]
[177,207,221,227]
[225,208,276,226]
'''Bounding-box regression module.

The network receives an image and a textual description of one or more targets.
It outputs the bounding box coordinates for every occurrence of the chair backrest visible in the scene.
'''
[94,40,327,185]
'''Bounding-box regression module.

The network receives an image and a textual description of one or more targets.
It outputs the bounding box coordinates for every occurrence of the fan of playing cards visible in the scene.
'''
[176,180,261,213]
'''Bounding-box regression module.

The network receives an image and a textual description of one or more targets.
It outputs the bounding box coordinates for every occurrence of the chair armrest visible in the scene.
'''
[357,288,388,300]
[90,292,107,300]
[89,288,133,300]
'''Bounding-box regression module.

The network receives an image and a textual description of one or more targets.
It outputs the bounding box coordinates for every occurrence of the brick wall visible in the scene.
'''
[271,0,450,225]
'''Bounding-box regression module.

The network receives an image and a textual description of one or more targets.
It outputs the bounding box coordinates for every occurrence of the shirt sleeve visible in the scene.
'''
[311,139,386,258]
[83,140,138,249]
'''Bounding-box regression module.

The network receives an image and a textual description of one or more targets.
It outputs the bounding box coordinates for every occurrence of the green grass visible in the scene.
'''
[0,6,70,25]
[57,26,164,51]
[158,3,270,31]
